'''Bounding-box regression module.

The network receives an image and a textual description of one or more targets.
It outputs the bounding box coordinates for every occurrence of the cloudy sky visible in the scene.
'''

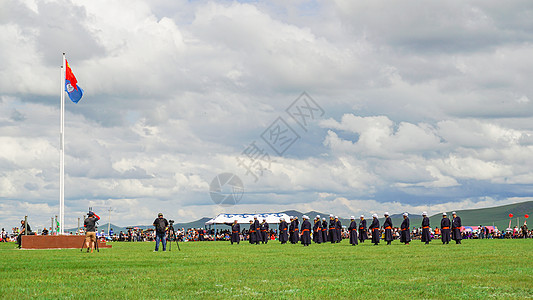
[1,0,533,229]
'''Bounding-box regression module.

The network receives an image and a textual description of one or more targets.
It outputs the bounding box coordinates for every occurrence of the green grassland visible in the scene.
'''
[1,239,532,299]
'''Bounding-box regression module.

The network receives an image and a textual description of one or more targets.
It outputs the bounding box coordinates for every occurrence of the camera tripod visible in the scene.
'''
[167,224,180,251]
[80,234,100,252]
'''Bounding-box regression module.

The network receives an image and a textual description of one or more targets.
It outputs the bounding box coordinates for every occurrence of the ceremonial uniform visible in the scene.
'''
[328,217,337,243]
[321,219,328,242]
[400,214,411,244]
[261,221,269,244]
[300,217,311,246]
[279,219,288,244]
[253,218,261,245]
[248,221,256,244]
[231,222,240,244]
[440,214,451,244]
[293,218,300,243]
[369,215,380,245]
[452,213,462,244]
[348,218,358,245]
[383,213,393,245]
[359,217,368,243]
[335,217,342,243]
[289,219,295,244]
[313,218,323,244]
[421,213,431,244]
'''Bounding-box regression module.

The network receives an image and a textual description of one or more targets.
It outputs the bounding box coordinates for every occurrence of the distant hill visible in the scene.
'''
[67,201,532,232]
[428,201,532,230]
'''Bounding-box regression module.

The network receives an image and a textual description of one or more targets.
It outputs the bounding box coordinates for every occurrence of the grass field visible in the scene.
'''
[1,239,532,299]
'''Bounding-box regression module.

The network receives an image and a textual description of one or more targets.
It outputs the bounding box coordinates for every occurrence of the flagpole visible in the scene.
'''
[60,53,66,235]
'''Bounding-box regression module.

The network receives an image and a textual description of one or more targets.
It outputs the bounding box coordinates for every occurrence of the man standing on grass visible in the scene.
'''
[335,216,342,243]
[348,216,358,246]
[359,215,367,243]
[84,211,100,253]
[226,220,240,245]
[248,220,256,244]
[329,215,337,243]
[313,215,323,244]
[289,216,295,244]
[400,213,410,245]
[452,212,462,244]
[383,212,393,245]
[441,213,451,244]
[279,218,288,244]
[293,216,300,244]
[253,217,261,245]
[300,216,311,246]
[153,213,168,252]
[421,212,431,245]
[369,214,380,245]
[321,218,328,242]
[261,219,269,244]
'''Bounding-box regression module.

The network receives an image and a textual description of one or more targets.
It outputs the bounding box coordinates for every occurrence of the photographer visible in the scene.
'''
[153,213,168,252]
[84,211,100,253]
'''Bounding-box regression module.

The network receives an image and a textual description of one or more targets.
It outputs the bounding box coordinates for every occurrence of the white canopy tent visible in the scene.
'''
[205,213,292,225]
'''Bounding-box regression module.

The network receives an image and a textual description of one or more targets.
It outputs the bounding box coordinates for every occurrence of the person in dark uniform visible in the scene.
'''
[369,214,380,245]
[248,220,256,244]
[293,216,300,244]
[289,217,295,244]
[358,215,368,243]
[441,212,451,244]
[279,218,288,244]
[421,212,431,245]
[452,212,462,244]
[253,216,262,245]
[328,215,337,243]
[400,213,411,245]
[335,216,342,243]
[313,215,323,244]
[383,212,393,245]
[300,215,311,246]
[225,220,240,244]
[348,216,358,246]
[260,219,269,244]
[321,218,328,242]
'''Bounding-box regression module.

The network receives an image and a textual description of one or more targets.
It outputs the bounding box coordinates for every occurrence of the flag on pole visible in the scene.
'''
[65,60,84,103]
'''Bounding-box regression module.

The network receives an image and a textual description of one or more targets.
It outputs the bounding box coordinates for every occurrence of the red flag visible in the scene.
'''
[65,60,78,90]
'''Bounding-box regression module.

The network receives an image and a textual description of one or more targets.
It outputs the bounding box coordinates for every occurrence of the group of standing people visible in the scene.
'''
[224,212,464,246]
[347,211,463,246]
[225,216,271,245]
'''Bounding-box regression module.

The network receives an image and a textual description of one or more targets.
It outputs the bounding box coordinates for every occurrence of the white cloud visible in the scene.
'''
[1,0,533,228]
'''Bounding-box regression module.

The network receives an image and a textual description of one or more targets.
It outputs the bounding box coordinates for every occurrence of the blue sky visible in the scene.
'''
[1,0,533,229]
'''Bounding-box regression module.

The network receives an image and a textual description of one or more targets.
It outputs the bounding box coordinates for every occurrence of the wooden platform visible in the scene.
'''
[21,235,112,249]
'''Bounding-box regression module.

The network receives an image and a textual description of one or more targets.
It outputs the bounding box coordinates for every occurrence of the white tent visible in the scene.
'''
[205,213,292,225]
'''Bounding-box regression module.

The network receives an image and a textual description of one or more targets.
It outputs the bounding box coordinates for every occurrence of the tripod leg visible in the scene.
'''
[175,233,180,251]
[81,237,85,252]
[96,238,99,252]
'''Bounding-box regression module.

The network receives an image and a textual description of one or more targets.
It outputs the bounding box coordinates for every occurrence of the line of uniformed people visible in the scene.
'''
[227,212,463,246]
